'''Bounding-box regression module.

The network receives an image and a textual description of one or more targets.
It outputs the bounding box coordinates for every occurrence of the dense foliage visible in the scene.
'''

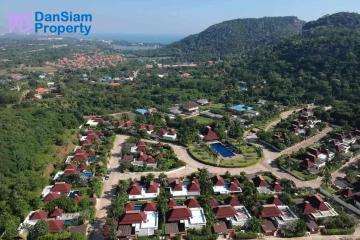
[156,16,304,59]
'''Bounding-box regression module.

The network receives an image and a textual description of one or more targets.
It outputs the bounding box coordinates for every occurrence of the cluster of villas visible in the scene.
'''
[18,123,107,237]
[300,130,359,173]
[112,174,339,239]
[271,108,322,144]
[118,119,178,142]
[121,140,170,168]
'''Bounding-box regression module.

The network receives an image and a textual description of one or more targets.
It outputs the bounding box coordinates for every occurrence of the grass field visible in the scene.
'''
[192,115,215,125]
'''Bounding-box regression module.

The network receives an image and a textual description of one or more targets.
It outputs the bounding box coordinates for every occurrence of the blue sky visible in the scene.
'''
[1,0,360,36]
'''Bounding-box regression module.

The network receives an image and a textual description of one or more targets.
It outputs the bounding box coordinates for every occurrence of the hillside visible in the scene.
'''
[228,12,360,126]
[157,16,305,59]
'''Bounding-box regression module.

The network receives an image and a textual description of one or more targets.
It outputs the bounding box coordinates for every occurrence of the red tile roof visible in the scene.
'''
[185,198,201,208]
[306,194,329,211]
[146,182,159,193]
[119,210,147,225]
[215,205,236,219]
[48,220,65,233]
[125,202,135,211]
[272,181,283,192]
[171,180,184,191]
[167,206,192,222]
[187,179,201,192]
[143,202,157,212]
[128,183,142,195]
[51,182,72,193]
[269,195,283,206]
[203,127,220,141]
[301,201,317,214]
[212,175,225,186]
[253,175,268,188]
[261,204,281,218]
[35,87,49,93]
[209,197,219,209]
[168,199,177,208]
[228,196,241,206]
[43,192,61,203]
[49,207,63,218]
[30,210,48,220]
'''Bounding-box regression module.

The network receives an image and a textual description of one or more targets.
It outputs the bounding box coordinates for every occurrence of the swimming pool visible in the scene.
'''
[210,143,236,158]
[80,171,94,178]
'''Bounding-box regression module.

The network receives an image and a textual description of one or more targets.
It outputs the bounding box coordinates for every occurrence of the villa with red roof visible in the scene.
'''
[213,203,251,227]
[166,198,206,230]
[118,201,159,236]
[169,178,201,197]
[298,194,338,219]
[159,127,177,141]
[212,176,242,194]
[261,203,298,228]
[200,126,220,142]
[128,181,160,200]
[138,124,155,134]
[132,152,157,168]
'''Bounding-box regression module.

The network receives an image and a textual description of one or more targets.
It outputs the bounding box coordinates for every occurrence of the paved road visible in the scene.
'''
[90,125,360,239]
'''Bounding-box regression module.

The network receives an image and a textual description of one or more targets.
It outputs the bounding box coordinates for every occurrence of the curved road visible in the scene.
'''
[90,124,360,239]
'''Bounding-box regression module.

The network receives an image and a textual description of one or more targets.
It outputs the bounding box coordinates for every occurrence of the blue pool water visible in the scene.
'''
[80,171,94,178]
[210,143,236,158]
[230,104,253,112]
[134,205,143,210]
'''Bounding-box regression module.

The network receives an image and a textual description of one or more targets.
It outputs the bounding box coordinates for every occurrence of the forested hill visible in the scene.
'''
[303,12,360,31]
[156,16,305,59]
[227,12,360,127]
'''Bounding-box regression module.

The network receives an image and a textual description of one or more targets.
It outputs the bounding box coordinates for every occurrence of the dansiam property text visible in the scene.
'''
[34,11,92,36]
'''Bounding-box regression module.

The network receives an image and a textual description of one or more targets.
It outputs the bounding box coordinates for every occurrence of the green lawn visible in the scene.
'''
[192,115,215,125]
[188,142,262,168]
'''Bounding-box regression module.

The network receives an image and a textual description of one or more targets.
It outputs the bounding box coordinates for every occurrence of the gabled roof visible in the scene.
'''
[119,210,147,224]
[229,178,241,191]
[306,194,329,211]
[146,182,159,193]
[143,202,157,212]
[212,175,225,186]
[48,220,65,233]
[269,195,283,206]
[128,183,142,195]
[185,198,201,208]
[272,181,283,192]
[168,199,177,208]
[253,175,268,188]
[171,180,184,191]
[51,182,72,193]
[43,192,61,203]
[214,205,236,219]
[228,196,241,206]
[261,204,281,218]
[30,210,48,220]
[300,201,317,214]
[49,207,63,218]
[212,221,230,234]
[167,206,192,222]
[125,202,135,211]
[202,126,220,141]
[187,179,201,192]
[209,197,219,209]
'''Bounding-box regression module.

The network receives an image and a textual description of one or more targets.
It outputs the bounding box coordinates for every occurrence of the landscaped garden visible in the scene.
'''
[188,140,263,168]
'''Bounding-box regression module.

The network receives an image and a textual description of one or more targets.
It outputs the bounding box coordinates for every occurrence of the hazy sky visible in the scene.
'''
[1,0,360,36]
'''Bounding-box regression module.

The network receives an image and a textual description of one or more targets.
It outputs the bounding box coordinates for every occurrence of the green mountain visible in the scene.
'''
[157,16,305,59]
[227,12,360,126]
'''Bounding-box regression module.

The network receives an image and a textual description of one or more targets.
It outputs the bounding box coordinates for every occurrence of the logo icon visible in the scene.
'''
[8,12,33,33]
